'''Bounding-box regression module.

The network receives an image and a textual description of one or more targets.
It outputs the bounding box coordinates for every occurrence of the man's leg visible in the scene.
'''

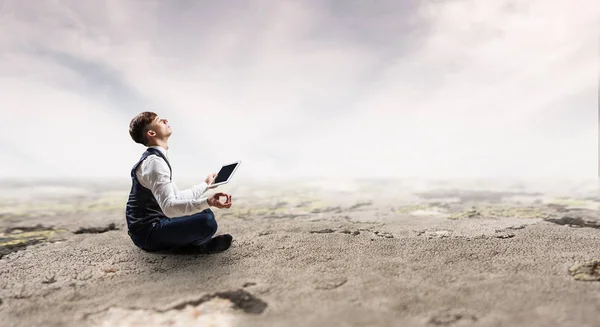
[145,209,227,252]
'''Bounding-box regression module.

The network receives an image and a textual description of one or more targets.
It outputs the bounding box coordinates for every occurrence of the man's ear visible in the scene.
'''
[147,130,156,137]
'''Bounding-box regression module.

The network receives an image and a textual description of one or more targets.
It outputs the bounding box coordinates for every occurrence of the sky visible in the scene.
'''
[0,0,598,183]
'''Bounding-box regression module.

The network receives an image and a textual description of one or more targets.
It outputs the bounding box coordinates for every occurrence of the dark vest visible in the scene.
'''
[125,148,172,233]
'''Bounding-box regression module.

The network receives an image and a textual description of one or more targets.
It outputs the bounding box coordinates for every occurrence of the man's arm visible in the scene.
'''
[137,156,210,218]
[175,181,209,199]
[174,173,216,197]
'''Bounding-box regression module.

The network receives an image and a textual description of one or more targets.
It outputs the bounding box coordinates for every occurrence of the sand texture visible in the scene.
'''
[1,178,599,327]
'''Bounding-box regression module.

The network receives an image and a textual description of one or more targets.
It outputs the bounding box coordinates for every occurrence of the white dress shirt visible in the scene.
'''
[135,146,210,218]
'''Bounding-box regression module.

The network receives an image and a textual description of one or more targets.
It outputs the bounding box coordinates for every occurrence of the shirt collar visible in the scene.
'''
[148,145,168,158]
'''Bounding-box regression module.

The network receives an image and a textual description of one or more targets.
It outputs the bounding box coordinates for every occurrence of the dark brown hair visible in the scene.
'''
[129,111,158,145]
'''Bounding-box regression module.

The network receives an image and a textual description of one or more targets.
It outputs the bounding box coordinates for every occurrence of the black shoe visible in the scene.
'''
[201,234,233,253]
[173,234,233,255]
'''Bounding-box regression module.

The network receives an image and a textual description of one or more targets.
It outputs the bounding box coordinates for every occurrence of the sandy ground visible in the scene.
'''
[1,178,599,327]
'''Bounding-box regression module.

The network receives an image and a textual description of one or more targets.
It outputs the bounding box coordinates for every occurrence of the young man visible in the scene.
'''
[125,111,233,254]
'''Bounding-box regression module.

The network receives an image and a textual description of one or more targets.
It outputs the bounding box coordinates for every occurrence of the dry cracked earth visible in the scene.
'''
[0,178,599,327]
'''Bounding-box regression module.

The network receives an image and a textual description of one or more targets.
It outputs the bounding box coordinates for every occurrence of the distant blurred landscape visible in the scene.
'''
[1,177,597,219]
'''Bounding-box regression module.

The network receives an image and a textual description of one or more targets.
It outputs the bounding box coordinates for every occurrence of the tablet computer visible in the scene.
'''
[209,160,241,187]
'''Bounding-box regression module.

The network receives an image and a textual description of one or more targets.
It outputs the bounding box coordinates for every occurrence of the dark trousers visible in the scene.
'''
[130,209,218,252]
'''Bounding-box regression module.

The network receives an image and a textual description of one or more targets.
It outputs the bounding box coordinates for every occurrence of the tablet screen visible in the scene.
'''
[214,162,239,183]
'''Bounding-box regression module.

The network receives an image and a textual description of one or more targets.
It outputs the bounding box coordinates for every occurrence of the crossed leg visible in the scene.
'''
[144,209,230,252]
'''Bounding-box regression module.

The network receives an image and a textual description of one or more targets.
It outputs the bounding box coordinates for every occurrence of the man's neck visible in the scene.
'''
[148,140,169,151]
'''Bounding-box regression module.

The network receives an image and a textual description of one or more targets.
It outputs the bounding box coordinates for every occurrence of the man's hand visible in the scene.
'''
[205,172,218,189]
[207,192,232,209]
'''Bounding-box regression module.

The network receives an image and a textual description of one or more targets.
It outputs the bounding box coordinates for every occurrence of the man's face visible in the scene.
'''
[147,116,172,139]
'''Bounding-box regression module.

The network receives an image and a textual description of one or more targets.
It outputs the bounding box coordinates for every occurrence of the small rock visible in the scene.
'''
[74,223,119,234]
[310,229,335,234]
[425,230,451,239]
[494,233,515,239]
[428,309,478,325]
[42,276,57,284]
[243,282,256,288]
[102,266,119,273]
[315,277,347,290]
[496,225,526,232]
[509,225,526,230]
[569,260,600,281]
[374,231,394,238]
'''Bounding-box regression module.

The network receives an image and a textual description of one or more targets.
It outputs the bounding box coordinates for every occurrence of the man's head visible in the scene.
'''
[129,111,172,146]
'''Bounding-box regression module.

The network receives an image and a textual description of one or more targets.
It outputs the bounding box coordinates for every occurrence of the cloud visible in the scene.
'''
[0,0,597,182]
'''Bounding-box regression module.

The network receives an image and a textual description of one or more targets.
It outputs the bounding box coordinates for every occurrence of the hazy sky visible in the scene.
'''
[0,0,598,182]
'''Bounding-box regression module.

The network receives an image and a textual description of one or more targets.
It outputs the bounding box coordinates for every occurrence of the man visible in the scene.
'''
[125,111,233,254]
